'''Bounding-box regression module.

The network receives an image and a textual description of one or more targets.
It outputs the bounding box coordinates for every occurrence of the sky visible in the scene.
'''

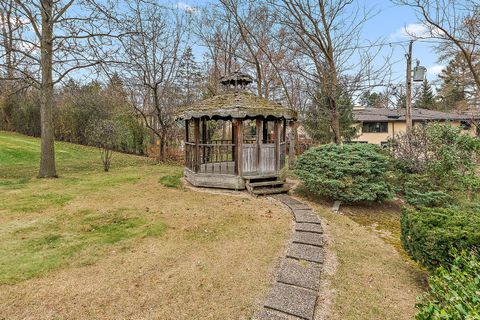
[176,0,445,93]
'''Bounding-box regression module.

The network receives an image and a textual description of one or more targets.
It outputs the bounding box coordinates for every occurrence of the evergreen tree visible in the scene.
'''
[438,55,468,110]
[359,90,387,108]
[304,89,356,143]
[176,47,203,104]
[414,79,436,109]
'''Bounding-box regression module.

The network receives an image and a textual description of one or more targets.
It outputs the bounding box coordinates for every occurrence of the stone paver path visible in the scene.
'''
[253,194,324,320]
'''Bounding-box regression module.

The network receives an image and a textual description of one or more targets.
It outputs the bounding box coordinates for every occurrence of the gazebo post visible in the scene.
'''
[256,118,263,169]
[235,119,243,176]
[194,118,200,173]
[288,120,297,169]
[274,119,281,170]
[185,119,189,169]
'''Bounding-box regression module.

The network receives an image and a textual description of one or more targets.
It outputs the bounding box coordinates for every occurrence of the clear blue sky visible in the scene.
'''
[176,0,444,92]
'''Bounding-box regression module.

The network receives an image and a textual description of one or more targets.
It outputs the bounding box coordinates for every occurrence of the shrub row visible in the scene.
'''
[401,205,480,270]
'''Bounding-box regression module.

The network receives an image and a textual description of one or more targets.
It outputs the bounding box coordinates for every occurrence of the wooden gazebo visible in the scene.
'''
[176,71,297,195]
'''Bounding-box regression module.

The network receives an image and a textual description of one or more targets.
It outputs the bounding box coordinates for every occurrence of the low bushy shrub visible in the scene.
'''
[403,174,454,208]
[390,123,480,207]
[401,205,480,270]
[294,143,394,203]
[416,251,480,320]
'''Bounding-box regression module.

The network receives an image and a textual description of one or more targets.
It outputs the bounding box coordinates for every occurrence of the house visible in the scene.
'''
[351,107,480,145]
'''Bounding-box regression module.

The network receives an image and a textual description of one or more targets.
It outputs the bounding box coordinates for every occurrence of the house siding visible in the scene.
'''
[352,120,476,145]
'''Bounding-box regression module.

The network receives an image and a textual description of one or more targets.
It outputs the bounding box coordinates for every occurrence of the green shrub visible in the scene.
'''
[401,205,480,270]
[403,174,454,208]
[294,143,394,203]
[390,123,480,207]
[416,251,480,320]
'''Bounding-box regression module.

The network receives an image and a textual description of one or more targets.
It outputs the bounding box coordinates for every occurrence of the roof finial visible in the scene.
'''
[219,70,253,90]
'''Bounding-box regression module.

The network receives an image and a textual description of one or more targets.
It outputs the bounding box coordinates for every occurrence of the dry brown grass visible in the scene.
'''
[1,175,291,319]
[293,189,427,320]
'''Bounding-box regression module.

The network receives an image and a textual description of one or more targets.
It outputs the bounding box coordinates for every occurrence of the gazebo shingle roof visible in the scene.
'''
[176,91,297,120]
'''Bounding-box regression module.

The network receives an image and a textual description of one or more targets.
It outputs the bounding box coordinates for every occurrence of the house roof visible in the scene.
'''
[353,107,479,122]
[175,91,297,120]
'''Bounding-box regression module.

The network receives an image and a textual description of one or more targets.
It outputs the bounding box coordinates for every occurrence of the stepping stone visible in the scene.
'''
[254,307,303,320]
[285,202,311,210]
[293,210,320,224]
[264,283,317,320]
[296,222,323,234]
[275,195,303,206]
[278,259,321,291]
[287,243,324,263]
[293,231,324,247]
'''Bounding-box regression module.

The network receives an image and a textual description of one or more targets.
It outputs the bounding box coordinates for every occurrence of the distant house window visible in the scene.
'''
[362,122,388,133]
[460,120,471,130]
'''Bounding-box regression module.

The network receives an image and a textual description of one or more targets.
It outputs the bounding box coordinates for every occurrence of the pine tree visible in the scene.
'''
[359,90,387,108]
[176,47,203,105]
[414,79,436,109]
[438,55,468,111]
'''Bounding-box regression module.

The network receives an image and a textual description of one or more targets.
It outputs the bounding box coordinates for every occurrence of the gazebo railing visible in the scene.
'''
[185,140,236,175]
[185,142,196,171]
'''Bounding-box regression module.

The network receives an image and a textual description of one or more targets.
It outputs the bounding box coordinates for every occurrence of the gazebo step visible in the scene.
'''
[251,185,290,196]
[246,180,285,190]
[243,173,280,180]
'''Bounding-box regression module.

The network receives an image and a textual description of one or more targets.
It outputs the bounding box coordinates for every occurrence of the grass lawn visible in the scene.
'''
[0,131,291,319]
[293,187,427,320]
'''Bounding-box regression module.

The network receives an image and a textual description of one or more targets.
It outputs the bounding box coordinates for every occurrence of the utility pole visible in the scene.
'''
[405,40,413,132]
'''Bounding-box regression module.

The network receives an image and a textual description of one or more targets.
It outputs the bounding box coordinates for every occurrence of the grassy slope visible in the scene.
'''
[294,188,427,320]
[0,132,290,319]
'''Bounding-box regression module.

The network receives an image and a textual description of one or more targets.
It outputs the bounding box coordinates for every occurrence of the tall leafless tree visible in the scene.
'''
[270,0,388,144]
[0,0,119,177]
[0,0,29,128]
[113,1,190,161]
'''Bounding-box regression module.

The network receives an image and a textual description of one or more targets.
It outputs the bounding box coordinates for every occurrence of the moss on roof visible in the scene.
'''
[176,91,297,120]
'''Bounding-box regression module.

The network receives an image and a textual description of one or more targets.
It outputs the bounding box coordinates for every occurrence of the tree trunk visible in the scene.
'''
[330,98,341,144]
[38,0,57,178]
[1,1,14,130]
[158,131,166,162]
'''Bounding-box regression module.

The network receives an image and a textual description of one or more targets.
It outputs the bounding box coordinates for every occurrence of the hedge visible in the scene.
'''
[416,251,480,320]
[401,205,480,270]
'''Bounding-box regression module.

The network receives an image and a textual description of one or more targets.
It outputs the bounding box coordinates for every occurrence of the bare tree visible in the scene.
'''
[1,0,119,178]
[194,4,242,96]
[113,1,190,161]
[397,0,480,93]
[270,0,388,144]
[217,0,299,105]
[0,0,29,128]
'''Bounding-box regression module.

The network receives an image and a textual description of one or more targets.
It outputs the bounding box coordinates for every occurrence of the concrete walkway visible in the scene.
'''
[253,194,324,320]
